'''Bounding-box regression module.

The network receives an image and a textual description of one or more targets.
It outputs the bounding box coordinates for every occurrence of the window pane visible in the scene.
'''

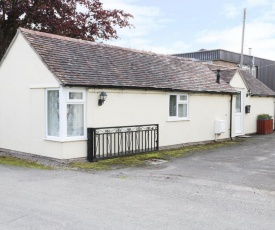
[178,104,187,118]
[69,92,83,100]
[180,95,187,101]
[169,95,177,116]
[236,93,241,113]
[47,90,59,136]
[67,104,84,137]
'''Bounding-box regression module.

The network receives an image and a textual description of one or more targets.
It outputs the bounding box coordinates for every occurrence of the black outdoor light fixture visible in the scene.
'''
[98,91,107,106]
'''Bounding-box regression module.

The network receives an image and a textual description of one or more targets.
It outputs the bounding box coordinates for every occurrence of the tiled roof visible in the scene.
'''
[239,70,275,97]
[205,63,230,71]
[216,69,236,83]
[212,67,275,97]
[19,28,235,94]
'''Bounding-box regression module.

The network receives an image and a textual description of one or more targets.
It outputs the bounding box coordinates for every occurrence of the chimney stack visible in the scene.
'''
[216,69,221,84]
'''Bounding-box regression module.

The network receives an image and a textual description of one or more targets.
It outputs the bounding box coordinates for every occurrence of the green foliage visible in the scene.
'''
[0,0,133,58]
[0,141,242,171]
[0,156,52,169]
[70,140,239,170]
[257,114,272,120]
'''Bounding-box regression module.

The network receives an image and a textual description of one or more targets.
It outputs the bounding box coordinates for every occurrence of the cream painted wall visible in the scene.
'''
[62,140,87,159]
[244,97,274,134]
[2,32,257,160]
[87,89,232,148]
[230,72,247,89]
[3,31,272,160]
[229,71,274,135]
[0,32,67,158]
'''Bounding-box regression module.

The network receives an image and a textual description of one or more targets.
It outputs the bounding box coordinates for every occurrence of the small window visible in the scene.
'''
[169,94,188,120]
[69,92,83,100]
[66,90,85,137]
[47,90,60,137]
[180,95,187,101]
[236,92,241,113]
[67,104,84,137]
[169,95,177,116]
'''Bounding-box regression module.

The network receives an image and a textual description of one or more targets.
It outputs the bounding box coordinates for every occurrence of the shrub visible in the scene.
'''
[257,114,272,120]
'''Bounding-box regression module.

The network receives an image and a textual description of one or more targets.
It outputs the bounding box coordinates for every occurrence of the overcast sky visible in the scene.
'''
[99,0,275,61]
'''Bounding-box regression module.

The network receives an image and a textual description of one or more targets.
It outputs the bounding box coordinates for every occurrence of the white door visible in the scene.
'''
[235,90,243,135]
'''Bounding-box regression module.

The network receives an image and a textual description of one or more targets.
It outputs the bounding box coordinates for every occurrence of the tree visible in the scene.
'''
[0,0,133,58]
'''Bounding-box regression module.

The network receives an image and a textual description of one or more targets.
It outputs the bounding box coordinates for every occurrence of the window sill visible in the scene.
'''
[44,137,88,142]
[167,118,190,122]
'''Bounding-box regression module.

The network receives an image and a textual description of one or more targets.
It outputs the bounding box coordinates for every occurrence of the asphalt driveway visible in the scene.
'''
[0,134,275,229]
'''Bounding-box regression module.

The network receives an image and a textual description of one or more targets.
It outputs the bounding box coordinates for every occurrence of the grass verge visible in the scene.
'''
[0,156,52,170]
[70,140,242,170]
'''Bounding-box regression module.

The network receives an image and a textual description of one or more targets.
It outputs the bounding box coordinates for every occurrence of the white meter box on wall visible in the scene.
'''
[215,120,225,134]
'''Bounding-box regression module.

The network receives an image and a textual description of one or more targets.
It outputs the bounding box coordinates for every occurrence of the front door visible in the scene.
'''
[235,90,243,135]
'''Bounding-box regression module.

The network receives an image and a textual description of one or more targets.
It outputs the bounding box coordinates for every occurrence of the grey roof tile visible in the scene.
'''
[239,70,275,97]
[212,67,275,97]
[20,28,235,94]
[217,69,236,83]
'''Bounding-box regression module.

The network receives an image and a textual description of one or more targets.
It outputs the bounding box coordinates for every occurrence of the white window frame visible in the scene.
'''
[67,90,85,102]
[64,88,86,140]
[46,88,61,139]
[45,87,87,141]
[168,94,189,121]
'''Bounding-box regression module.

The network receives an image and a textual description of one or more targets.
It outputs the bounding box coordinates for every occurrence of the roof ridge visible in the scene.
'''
[19,27,193,61]
[19,27,91,43]
[221,68,238,71]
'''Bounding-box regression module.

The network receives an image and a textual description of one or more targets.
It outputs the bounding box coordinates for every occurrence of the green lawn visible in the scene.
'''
[0,156,52,169]
[0,139,244,171]
[70,140,241,170]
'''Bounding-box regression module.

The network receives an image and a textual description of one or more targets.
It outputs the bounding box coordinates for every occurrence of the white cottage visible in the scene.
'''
[0,28,270,161]
[217,68,275,135]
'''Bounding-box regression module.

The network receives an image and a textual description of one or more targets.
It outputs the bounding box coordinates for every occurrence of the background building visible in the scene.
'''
[173,49,275,91]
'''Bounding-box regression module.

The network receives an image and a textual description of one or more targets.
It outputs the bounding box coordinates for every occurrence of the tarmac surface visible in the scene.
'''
[0,134,275,229]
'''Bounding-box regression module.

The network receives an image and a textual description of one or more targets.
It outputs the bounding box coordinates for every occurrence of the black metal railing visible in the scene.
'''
[87,124,159,162]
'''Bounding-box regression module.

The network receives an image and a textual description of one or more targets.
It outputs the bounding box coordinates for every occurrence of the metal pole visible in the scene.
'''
[240,8,246,69]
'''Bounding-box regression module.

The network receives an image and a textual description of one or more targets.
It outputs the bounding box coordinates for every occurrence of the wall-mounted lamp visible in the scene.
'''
[246,89,252,97]
[98,91,107,106]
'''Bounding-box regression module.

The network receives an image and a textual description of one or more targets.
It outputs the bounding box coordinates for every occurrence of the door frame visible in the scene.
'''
[235,89,244,135]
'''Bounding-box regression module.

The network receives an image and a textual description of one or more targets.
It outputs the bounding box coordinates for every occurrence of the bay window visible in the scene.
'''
[46,88,86,140]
